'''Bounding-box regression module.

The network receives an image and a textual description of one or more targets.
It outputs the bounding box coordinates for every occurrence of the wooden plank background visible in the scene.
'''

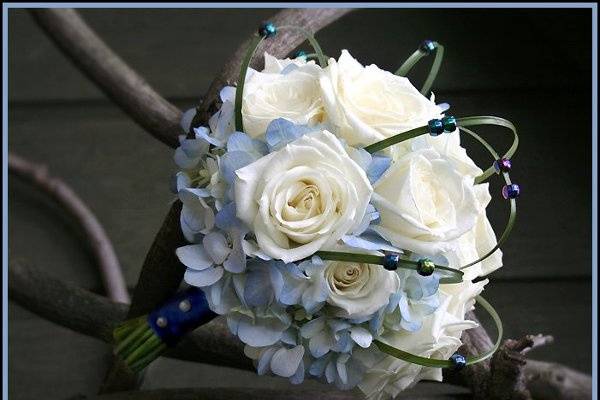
[7,8,593,400]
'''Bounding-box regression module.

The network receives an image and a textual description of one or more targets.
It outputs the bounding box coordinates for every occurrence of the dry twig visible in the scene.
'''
[9,153,129,303]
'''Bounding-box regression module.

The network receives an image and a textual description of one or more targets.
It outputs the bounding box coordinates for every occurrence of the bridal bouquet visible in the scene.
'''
[114,23,518,400]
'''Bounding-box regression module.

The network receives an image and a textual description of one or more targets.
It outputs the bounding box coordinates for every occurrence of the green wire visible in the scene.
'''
[374,294,503,368]
[421,44,444,95]
[394,42,445,95]
[279,25,328,68]
[234,34,264,133]
[457,116,519,184]
[363,125,429,154]
[364,116,519,184]
[458,126,517,270]
[314,251,464,284]
[395,49,426,76]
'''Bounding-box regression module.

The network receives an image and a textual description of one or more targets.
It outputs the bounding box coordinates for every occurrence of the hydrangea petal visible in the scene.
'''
[270,345,305,377]
[174,147,200,169]
[300,316,325,338]
[309,331,333,358]
[265,118,312,151]
[290,360,305,385]
[176,244,213,270]
[257,347,277,375]
[244,268,273,307]
[220,151,257,184]
[180,108,196,133]
[184,266,224,287]
[237,316,285,347]
[194,126,225,147]
[203,232,231,264]
[367,155,392,184]
[350,327,373,348]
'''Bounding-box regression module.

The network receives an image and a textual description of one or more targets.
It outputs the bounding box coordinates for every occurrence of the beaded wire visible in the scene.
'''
[395,40,445,95]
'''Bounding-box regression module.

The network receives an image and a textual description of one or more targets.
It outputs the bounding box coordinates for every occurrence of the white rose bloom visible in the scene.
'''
[371,146,481,256]
[234,130,373,263]
[319,50,443,147]
[325,258,400,319]
[442,184,504,278]
[355,279,487,400]
[241,53,325,138]
[372,132,502,275]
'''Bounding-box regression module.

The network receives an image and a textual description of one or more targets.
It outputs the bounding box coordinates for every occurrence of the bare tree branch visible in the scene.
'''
[9,153,129,304]
[9,260,592,400]
[30,9,183,148]
[67,387,359,400]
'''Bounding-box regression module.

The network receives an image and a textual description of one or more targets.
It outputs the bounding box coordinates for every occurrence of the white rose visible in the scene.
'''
[319,50,443,147]
[371,134,484,257]
[241,53,325,138]
[325,258,399,319]
[443,183,503,278]
[372,132,502,275]
[234,130,373,263]
[355,279,486,400]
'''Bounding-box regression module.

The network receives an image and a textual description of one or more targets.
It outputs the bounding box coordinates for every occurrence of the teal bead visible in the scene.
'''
[259,22,277,38]
[428,119,444,136]
[442,116,457,132]
[420,40,437,54]
[294,50,308,59]
[417,258,435,276]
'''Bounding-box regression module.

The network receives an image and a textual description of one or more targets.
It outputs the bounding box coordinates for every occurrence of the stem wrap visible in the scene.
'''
[148,287,218,346]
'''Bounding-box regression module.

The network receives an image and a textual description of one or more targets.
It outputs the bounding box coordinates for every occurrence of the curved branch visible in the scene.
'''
[68,387,358,400]
[9,153,129,304]
[8,259,249,370]
[30,9,182,148]
[194,8,352,126]
[9,260,592,400]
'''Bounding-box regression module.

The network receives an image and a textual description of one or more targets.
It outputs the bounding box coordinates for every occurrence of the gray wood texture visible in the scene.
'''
[7,7,593,400]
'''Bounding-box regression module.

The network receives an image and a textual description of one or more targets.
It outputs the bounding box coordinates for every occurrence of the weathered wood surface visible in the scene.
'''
[7,7,593,400]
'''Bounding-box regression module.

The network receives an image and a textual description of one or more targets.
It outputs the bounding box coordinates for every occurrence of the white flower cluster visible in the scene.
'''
[173,51,501,399]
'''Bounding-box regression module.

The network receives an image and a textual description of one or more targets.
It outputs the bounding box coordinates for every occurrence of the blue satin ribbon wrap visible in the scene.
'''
[148,287,217,346]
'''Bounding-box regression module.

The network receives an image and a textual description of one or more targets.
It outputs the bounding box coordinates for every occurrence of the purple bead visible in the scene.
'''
[502,184,521,199]
[494,158,512,173]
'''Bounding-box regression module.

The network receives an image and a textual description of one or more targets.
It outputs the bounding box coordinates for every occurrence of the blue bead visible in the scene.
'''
[502,183,521,199]
[294,50,308,59]
[442,116,457,132]
[450,353,467,370]
[259,22,277,38]
[428,119,444,136]
[420,40,437,54]
[494,158,512,173]
[417,258,435,276]
[383,253,400,271]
